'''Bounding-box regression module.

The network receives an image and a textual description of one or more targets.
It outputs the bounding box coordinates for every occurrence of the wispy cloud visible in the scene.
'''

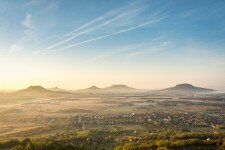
[38,16,166,54]
[126,41,170,58]
[23,0,45,7]
[89,45,141,61]
[10,13,35,53]
[88,37,170,61]
[63,8,133,37]
[35,9,140,54]
[35,5,143,54]
[32,0,170,55]
[22,13,33,29]
[9,44,23,53]
[66,17,164,49]
[10,0,60,53]
[65,1,144,37]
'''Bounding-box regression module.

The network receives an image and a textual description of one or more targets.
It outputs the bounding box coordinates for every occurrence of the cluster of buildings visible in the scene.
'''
[65,112,225,129]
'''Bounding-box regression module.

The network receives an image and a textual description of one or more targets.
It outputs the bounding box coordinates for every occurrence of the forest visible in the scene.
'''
[0,130,224,150]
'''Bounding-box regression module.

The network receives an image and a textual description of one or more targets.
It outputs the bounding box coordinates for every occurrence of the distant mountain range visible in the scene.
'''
[48,87,63,91]
[7,83,215,98]
[75,86,102,93]
[48,87,73,92]
[74,84,141,93]
[11,86,71,97]
[13,86,52,94]
[160,83,215,93]
[8,84,141,97]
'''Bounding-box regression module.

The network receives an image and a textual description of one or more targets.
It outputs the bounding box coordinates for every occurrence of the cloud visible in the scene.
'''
[64,10,115,37]
[9,13,35,53]
[95,8,141,29]
[89,36,169,61]
[23,0,45,7]
[89,53,112,61]
[9,44,23,53]
[22,13,33,29]
[126,48,162,58]
[37,16,166,54]
[53,17,166,52]
[65,1,144,37]
[35,6,143,54]
[126,41,170,58]
[32,0,169,55]
[89,45,141,61]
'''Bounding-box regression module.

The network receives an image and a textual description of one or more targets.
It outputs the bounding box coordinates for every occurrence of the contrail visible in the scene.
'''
[64,12,112,37]
[34,15,107,54]
[34,8,141,54]
[96,8,140,28]
[65,3,140,37]
[48,17,166,53]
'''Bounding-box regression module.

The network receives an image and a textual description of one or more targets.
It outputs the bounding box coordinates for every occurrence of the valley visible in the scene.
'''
[0,84,224,149]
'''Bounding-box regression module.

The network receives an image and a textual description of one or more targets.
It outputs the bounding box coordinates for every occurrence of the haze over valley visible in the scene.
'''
[0,0,225,149]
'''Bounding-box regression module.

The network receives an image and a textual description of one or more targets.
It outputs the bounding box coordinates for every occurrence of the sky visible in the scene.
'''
[0,0,225,90]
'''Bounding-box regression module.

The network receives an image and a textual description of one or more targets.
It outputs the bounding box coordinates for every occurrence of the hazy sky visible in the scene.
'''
[0,0,225,90]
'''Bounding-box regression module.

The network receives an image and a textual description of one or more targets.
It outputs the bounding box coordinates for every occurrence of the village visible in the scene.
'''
[34,111,225,131]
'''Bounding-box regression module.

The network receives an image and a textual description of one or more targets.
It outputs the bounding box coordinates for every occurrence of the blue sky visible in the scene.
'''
[0,0,225,90]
